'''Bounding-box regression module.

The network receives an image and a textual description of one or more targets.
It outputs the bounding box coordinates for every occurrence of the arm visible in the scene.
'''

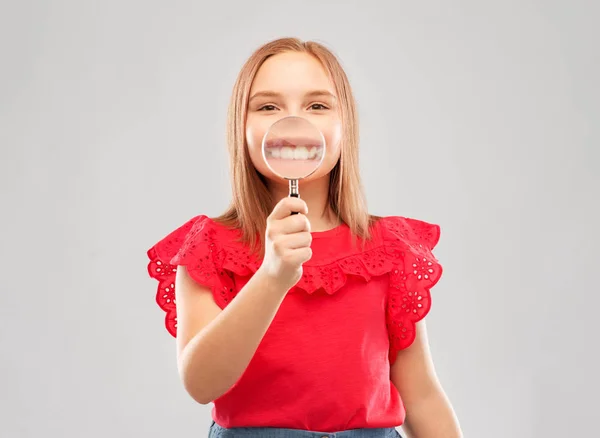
[391,320,462,438]
[175,266,287,404]
[173,197,311,405]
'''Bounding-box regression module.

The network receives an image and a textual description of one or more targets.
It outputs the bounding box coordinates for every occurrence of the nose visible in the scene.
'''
[284,108,301,118]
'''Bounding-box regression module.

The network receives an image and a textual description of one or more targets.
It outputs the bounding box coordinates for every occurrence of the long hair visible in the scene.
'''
[215,37,375,254]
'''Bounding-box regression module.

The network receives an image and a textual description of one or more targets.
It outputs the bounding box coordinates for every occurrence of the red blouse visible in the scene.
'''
[147,215,442,432]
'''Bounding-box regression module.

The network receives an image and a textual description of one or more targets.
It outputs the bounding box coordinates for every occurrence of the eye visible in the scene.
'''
[257,104,278,111]
[309,103,329,110]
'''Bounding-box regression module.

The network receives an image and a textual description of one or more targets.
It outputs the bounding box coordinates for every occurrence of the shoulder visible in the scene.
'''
[146,214,259,291]
[369,214,441,250]
[147,215,245,263]
[146,215,257,336]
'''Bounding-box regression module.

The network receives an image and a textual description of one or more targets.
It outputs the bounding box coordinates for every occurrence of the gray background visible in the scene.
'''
[1,1,598,437]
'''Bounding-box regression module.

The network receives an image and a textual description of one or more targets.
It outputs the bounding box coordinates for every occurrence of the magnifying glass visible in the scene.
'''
[261,116,326,214]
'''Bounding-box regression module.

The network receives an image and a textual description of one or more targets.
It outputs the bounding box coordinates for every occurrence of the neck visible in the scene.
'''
[267,176,339,232]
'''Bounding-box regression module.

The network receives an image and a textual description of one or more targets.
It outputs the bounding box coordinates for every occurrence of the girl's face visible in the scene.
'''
[245,52,342,185]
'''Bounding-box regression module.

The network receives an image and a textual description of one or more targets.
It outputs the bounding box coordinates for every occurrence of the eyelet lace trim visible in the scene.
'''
[147,215,442,361]
[379,217,442,364]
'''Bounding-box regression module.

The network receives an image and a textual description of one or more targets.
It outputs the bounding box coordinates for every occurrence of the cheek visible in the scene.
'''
[322,119,342,158]
[245,120,266,154]
[245,117,276,177]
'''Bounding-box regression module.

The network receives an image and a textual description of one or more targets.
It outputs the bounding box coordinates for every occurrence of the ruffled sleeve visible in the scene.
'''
[146,215,252,337]
[380,216,443,364]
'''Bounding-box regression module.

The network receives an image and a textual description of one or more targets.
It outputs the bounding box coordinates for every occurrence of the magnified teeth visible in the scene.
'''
[294,147,309,160]
[280,146,294,159]
[267,146,319,160]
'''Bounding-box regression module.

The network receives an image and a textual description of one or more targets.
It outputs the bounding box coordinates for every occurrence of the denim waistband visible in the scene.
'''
[209,421,402,438]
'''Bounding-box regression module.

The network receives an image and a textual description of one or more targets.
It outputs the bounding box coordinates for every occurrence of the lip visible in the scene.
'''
[264,137,323,149]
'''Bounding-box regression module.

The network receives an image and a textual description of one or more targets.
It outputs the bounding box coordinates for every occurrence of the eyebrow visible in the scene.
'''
[249,90,337,102]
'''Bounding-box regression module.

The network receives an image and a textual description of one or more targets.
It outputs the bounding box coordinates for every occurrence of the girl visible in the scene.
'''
[147,37,462,438]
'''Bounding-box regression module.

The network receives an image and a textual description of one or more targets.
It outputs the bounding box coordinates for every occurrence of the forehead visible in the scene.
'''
[250,52,335,94]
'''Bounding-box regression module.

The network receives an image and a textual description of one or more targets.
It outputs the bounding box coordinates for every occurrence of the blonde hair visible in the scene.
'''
[215,37,375,254]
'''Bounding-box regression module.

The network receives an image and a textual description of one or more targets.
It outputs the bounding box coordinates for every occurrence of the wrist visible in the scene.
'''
[253,266,291,297]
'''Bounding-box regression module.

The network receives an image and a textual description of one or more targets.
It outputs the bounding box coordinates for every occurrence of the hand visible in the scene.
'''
[258,197,312,292]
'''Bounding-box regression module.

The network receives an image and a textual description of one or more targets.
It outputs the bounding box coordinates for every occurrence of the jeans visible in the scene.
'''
[208,421,402,438]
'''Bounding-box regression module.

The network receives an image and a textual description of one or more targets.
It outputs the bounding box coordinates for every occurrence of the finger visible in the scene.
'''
[270,197,308,220]
[278,232,312,250]
[277,214,311,234]
[287,247,313,264]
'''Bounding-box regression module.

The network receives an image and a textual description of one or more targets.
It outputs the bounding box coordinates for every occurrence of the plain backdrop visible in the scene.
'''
[1,1,598,437]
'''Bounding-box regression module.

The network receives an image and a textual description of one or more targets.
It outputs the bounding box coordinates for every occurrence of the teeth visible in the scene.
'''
[268,146,315,160]
[280,146,294,159]
[294,147,309,160]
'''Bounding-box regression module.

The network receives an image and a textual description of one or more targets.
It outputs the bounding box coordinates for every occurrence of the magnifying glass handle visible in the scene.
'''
[289,179,299,215]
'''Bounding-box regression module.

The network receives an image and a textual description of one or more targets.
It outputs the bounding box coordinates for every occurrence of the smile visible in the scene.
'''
[265,146,322,160]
